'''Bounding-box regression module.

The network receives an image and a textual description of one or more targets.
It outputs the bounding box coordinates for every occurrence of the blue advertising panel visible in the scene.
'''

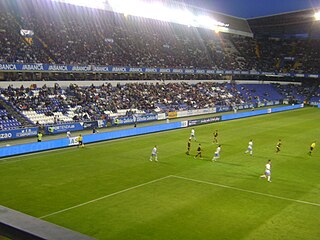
[216,106,231,113]
[81,121,98,130]
[45,123,83,134]
[188,116,221,126]
[0,63,319,78]
[0,127,38,141]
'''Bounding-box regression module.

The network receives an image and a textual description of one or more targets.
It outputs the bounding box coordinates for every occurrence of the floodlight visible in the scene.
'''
[315,11,320,21]
[109,0,228,31]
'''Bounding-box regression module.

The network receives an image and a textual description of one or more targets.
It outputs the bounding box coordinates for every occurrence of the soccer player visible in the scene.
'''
[276,139,282,153]
[260,160,272,182]
[212,145,221,161]
[66,130,71,138]
[308,141,316,156]
[194,144,203,159]
[150,145,158,162]
[190,128,197,141]
[37,132,43,142]
[245,139,253,156]
[78,134,84,148]
[186,138,191,155]
[213,130,218,144]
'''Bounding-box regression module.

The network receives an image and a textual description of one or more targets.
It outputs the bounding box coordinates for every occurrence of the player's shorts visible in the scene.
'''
[310,147,314,151]
[265,170,271,176]
[248,147,252,151]
[214,153,220,158]
[79,141,83,145]
[152,153,157,157]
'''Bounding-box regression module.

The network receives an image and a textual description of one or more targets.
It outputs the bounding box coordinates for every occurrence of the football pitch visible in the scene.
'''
[1,107,319,240]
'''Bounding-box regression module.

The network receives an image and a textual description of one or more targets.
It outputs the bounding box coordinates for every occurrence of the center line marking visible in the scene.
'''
[171,175,320,207]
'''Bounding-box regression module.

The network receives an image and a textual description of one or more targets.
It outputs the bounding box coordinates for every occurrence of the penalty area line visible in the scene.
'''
[39,175,172,219]
[171,175,320,208]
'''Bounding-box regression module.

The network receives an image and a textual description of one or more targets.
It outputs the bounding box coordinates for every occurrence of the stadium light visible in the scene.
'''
[108,0,228,30]
[315,11,320,21]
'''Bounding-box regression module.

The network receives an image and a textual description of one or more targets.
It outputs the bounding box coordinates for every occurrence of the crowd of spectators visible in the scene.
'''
[2,0,320,74]
[0,82,277,123]
[1,81,318,129]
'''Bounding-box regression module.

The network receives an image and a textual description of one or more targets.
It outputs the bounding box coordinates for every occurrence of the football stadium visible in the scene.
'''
[0,0,319,239]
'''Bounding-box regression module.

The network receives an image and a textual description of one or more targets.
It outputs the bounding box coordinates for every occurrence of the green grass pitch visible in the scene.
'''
[0,107,319,240]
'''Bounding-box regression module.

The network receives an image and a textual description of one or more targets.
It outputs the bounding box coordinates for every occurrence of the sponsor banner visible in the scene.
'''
[68,136,79,146]
[114,114,158,125]
[114,116,134,125]
[177,108,216,118]
[181,121,188,128]
[0,127,38,141]
[157,113,166,120]
[168,112,178,119]
[318,104,320,108]
[216,106,231,113]
[81,121,98,130]
[136,114,158,122]
[0,63,319,78]
[188,116,221,126]
[46,123,83,134]
[0,63,91,72]
[238,104,255,110]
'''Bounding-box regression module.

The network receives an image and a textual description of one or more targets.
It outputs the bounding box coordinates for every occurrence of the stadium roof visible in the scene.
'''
[180,0,320,19]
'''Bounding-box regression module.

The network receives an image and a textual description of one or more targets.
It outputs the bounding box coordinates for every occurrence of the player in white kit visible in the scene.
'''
[245,139,253,156]
[212,145,221,162]
[150,145,158,162]
[260,160,272,182]
[190,128,196,141]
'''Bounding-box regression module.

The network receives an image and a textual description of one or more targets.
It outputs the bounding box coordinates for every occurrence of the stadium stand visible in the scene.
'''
[0,82,295,127]
[0,0,319,74]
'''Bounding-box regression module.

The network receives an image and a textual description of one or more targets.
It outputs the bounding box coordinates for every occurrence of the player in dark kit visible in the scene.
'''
[194,144,203,159]
[186,138,191,155]
[213,130,218,144]
[276,139,282,153]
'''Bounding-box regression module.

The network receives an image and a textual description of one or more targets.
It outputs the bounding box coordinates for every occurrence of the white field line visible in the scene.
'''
[171,175,320,207]
[40,173,320,219]
[39,175,172,219]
